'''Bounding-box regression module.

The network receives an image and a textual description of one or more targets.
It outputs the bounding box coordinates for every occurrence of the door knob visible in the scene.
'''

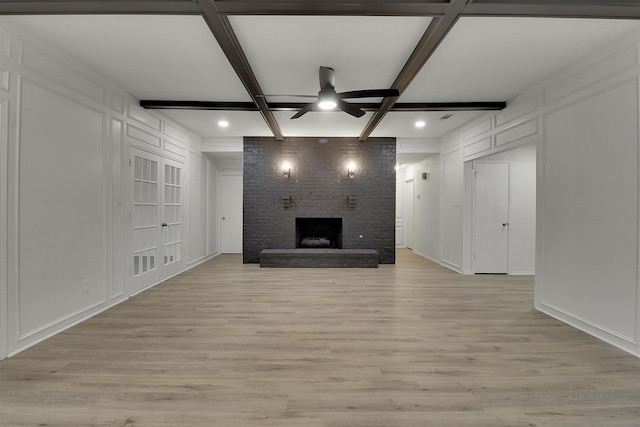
[502,222,509,227]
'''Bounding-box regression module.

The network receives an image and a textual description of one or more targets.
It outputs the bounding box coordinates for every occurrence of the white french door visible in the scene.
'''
[130,148,184,293]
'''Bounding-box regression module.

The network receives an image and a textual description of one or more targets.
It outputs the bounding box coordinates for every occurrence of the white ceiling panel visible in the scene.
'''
[3,15,251,101]
[160,110,273,138]
[229,16,431,100]
[274,110,374,138]
[401,17,640,103]
[372,111,486,139]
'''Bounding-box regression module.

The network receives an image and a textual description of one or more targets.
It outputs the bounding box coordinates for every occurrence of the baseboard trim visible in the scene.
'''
[536,302,639,358]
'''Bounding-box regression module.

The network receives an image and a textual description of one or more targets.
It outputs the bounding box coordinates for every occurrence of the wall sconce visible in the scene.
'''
[347,161,356,179]
[282,162,291,179]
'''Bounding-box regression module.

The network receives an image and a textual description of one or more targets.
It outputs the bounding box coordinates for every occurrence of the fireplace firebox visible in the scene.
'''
[296,218,342,249]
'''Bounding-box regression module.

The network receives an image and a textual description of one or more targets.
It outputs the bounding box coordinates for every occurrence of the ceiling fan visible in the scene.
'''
[270,66,400,119]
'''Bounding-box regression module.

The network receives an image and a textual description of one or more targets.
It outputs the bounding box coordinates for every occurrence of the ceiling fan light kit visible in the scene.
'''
[290,66,400,119]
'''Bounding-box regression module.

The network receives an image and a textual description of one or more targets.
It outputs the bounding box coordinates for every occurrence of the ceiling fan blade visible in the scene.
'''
[319,66,335,90]
[338,89,400,99]
[257,94,316,99]
[291,102,317,119]
[337,100,365,118]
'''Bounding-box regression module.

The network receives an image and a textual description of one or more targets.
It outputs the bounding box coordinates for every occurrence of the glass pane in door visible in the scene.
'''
[133,155,158,276]
[163,163,182,266]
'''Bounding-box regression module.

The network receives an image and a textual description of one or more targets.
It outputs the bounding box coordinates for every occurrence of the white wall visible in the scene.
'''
[436,27,640,357]
[0,22,218,359]
[540,79,639,351]
[399,156,441,262]
[441,144,464,271]
[187,150,215,267]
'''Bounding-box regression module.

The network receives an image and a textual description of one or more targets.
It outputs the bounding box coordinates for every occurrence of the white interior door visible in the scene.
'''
[220,174,243,253]
[403,179,415,250]
[473,162,509,273]
[130,149,183,293]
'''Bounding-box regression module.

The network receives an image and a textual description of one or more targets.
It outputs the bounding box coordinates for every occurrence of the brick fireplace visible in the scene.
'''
[242,136,396,264]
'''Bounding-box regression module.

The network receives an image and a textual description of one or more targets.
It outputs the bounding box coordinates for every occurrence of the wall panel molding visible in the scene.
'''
[495,96,538,128]
[0,98,8,359]
[397,137,440,154]
[21,44,105,104]
[17,79,106,344]
[463,117,492,142]
[0,27,11,60]
[127,104,161,132]
[164,136,187,157]
[127,123,161,148]
[0,69,9,92]
[495,119,538,148]
[202,137,243,153]
[164,121,189,146]
[110,93,125,115]
[463,136,491,157]
[546,46,638,106]
[110,118,125,300]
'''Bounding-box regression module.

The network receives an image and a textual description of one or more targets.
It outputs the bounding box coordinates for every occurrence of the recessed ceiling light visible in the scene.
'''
[415,120,426,128]
[218,120,229,128]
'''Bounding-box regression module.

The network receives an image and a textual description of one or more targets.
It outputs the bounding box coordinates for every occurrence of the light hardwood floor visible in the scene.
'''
[2,250,640,426]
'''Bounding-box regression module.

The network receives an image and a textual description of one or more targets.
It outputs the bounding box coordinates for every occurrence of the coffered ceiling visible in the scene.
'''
[2,1,640,142]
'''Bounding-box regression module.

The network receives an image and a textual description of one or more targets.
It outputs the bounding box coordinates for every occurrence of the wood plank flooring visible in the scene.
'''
[2,249,640,426]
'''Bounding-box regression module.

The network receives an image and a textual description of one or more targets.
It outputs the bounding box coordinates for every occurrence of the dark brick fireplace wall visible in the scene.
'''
[243,136,396,264]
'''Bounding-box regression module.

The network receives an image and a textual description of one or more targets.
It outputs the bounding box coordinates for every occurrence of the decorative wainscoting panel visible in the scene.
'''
[540,81,639,346]
[495,119,538,148]
[21,44,105,104]
[17,80,106,339]
[463,136,491,158]
[127,123,161,148]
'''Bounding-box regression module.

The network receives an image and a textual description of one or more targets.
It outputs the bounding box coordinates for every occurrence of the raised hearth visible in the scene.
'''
[260,249,379,268]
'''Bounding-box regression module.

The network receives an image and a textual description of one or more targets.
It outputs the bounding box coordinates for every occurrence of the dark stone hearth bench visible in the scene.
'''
[259,249,379,268]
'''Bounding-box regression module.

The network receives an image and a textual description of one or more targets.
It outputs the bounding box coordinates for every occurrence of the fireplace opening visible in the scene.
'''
[296,218,342,249]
